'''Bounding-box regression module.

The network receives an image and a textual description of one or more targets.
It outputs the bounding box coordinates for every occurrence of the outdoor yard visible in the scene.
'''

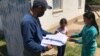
[0,16,100,56]
[0,13,100,56]
[0,0,100,56]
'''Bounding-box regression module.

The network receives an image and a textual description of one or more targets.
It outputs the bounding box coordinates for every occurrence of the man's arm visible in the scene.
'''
[21,21,48,52]
[42,29,52,36]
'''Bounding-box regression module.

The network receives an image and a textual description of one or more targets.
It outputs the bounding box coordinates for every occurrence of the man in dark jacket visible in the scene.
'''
[21,0,52,56]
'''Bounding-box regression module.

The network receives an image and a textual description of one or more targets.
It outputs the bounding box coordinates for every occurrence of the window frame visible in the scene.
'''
[78,0,82,9]
[53,0,63,14]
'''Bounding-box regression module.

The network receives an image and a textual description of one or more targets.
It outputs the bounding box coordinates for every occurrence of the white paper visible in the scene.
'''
[41,32,68,46]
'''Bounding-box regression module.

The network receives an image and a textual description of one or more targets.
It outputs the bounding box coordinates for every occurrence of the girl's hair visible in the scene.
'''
[83,12,99,35]
[60,18,67,25]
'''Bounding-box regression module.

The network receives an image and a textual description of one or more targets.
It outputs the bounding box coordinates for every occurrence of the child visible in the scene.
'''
[55,18,68,56]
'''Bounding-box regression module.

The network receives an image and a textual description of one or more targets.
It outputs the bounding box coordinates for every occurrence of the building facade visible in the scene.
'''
[31,0,86,30]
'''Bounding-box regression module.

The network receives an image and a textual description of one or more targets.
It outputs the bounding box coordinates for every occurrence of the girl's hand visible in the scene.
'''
[67,38,75,42]
[67,38,73,41]
[67,33,73,38]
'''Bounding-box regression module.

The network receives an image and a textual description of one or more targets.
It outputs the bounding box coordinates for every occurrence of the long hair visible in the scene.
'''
[83,12,99,35]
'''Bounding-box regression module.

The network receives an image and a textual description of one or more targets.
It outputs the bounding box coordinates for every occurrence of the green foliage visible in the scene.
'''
[86,0,100,5]
[64,44,81,56]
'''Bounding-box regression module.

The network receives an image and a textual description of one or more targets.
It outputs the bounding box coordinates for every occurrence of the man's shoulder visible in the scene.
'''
[21,14,37,25]
[22,13,36,23]
[23,13,32,21]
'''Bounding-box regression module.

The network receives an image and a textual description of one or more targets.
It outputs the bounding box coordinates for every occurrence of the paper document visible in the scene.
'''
[41,32,68,46]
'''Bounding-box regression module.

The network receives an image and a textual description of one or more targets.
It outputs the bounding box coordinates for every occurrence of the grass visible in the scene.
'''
[64,43,81,56]
[0,36,7,56]
[97,35,100,48]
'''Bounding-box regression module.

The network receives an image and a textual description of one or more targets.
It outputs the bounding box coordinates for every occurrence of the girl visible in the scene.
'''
[70,12,99,56]
[55,18,68,56]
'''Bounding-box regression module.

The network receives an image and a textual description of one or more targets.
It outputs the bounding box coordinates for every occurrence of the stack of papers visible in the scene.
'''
[41,32,68,46]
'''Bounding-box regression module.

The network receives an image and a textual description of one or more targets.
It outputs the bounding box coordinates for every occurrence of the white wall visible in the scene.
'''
[39,0,55,30]
[31,0,85,30]
[40,0,65,30]
[63,0,85,20]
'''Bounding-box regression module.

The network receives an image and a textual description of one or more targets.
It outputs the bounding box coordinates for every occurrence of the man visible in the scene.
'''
[21,0,52,56]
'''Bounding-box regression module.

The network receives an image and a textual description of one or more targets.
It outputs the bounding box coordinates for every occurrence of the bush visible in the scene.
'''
[86,0,100,5]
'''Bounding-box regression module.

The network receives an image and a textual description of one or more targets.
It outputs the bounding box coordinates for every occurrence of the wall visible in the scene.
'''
[38,0,86,30]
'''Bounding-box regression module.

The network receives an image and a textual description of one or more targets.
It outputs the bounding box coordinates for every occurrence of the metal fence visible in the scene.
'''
[0,0,31,56]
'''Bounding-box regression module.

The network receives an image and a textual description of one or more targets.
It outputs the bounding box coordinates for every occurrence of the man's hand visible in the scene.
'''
[47,44,53,50]
[42,44,53,52]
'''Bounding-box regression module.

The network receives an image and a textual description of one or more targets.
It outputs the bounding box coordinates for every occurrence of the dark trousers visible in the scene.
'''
[57,45,66,56]
[24,49,41,56]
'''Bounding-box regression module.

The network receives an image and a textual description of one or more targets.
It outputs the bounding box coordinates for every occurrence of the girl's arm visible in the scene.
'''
[68,38,82,44]
[68,26,86,43]
[70,25,86,38]
[71,31,82,38]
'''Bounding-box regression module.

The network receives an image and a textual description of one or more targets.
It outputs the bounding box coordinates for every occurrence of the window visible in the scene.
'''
[78,0,82,9]
[53,0,62,10]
